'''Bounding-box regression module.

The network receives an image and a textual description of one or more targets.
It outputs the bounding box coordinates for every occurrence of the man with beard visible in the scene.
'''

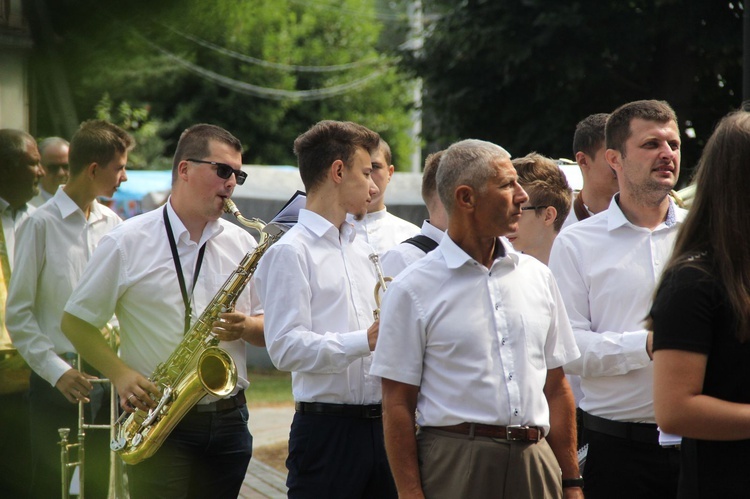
[255,121,397,498]
[549,100,685,499]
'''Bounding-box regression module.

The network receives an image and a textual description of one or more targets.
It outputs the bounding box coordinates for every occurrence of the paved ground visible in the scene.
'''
[239,404,295,499]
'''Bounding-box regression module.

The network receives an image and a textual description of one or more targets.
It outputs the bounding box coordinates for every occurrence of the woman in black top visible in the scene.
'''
[649,110,750,498]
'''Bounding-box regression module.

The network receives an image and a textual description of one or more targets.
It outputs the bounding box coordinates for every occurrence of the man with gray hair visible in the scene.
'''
[372,139,582,498]
[30,136,70,207]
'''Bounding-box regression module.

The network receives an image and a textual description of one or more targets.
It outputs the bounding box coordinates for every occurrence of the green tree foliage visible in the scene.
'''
[405,0,742,178]
[94,93,172,170]
[46,0,415,168]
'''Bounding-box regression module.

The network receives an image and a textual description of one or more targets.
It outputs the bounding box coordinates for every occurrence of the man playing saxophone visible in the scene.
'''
[62,124,264,499]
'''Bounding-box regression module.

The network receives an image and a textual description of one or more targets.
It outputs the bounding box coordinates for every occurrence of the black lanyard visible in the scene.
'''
[163,206,207,334]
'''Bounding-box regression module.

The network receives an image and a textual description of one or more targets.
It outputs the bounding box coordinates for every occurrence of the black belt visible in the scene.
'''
[583,411,660,445]
[194,391,246,413]
[295,401,382,419]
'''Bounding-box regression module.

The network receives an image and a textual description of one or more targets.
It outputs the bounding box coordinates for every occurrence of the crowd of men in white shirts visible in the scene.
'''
[0,98,686,499]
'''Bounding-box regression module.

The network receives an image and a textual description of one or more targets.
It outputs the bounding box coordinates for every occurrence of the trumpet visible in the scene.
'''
[369,253,392,321]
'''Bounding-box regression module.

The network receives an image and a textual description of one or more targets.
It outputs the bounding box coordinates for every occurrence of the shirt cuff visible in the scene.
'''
[45,356,76,388]
[341,329,371,360]
[622,330,652,369]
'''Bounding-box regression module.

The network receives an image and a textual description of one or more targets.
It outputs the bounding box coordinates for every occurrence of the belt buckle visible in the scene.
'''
[364,405,381,418]
[505,425,525,441]
[506,425,540,442]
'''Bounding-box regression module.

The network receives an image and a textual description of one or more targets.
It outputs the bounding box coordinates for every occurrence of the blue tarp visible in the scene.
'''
[106,170,172,218]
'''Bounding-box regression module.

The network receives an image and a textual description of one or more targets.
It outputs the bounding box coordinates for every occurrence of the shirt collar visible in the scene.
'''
[440,233,519,270]
[165,197,223,247]
[0,197,30,220]
[421,220,445,243]
[607,193,685,231]
[299,209,357,243]
[53,188,106,222]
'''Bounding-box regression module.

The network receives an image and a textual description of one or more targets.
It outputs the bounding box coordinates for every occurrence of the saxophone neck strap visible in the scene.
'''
[163,206,207,334]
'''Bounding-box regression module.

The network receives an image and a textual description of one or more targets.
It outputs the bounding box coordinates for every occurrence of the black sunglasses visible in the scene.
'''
[186,158,247,185]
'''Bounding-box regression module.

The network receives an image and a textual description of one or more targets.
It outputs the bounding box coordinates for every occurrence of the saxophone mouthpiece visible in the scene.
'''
[224,198,240,216]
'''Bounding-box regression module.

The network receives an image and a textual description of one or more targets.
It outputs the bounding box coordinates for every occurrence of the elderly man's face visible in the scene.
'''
[7,139,44,204]
[472,158,529,238]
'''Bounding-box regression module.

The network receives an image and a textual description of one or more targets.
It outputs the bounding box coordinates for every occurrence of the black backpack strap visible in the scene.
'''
[402,235,439,254]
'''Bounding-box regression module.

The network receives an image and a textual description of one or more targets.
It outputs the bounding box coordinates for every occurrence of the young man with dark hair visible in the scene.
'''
[381,150,447,277]
[550,100,684,499]
[8,119,132,498]
[563,113,618,229]
[347,138,419,255]
[62,123,263,499]
[255,120,397,498]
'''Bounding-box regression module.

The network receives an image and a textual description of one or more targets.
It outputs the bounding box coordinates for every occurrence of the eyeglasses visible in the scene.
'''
[520,205,548,211]
[186,158,247,185]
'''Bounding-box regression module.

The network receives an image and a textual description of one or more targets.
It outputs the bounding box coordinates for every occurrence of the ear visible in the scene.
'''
[85,162,98,179]
[575,151,589,172]
[330,159,345,185]
[177,160,190,181]
[387,164,395,182]
[604,148,621,173]
[454,185,475,211]
[543,206,558,227]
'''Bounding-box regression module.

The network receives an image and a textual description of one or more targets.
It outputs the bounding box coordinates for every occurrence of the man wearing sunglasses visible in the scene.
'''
[62,124,265,498]
[30,136,70,207]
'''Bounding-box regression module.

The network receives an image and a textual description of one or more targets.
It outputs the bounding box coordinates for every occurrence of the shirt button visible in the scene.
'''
[489,271,492,276]
[501,337,507,345]
[508,373,514,380]
[514,408,519,416]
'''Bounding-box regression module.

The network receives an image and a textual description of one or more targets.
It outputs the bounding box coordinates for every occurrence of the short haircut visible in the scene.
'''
[437,139,511,214]
[421,150,443,204]
[606,100,678,154]
[38,137,70,158]
[512,153,572,232]
[378,138,392,166]
[68,120,134,176]
[0,129,35,173]
[293,120,380,192]
[573,113,609,159]
[172,124,242,183]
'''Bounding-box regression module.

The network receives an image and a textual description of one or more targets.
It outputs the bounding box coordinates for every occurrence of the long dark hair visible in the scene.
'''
[649,110,750,341]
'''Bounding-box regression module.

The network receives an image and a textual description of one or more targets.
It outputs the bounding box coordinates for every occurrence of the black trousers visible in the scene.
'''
[0,390,31,498]
[582,426,680,499]
[127,404,253,499]
[28,370,111,499]
[286,411,397,499]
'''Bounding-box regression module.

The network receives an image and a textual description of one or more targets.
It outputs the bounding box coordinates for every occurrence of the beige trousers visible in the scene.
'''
[418,427,562,499]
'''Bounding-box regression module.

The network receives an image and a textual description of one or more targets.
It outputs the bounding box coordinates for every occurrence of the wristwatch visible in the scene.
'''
[562,476,584,489]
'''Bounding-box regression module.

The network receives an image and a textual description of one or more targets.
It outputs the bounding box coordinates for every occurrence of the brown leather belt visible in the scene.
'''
[427,422,544,442]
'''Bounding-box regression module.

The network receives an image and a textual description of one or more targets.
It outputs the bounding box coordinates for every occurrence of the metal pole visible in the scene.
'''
[408,1,424,172]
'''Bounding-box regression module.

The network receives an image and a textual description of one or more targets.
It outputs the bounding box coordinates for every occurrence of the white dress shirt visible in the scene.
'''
[254,209,381,405]
[346,208,420,256]
[64,199,260,400]
[380,220,444,278]
[548,195,686,422]
[7,189,121,386]
[371,236,579,433]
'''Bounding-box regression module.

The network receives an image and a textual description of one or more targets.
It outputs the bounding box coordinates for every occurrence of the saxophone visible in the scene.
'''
[110,199,287,465]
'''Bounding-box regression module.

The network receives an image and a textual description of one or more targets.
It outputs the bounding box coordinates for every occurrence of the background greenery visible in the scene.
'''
[33,0,743,182]
[245,368,293,407]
